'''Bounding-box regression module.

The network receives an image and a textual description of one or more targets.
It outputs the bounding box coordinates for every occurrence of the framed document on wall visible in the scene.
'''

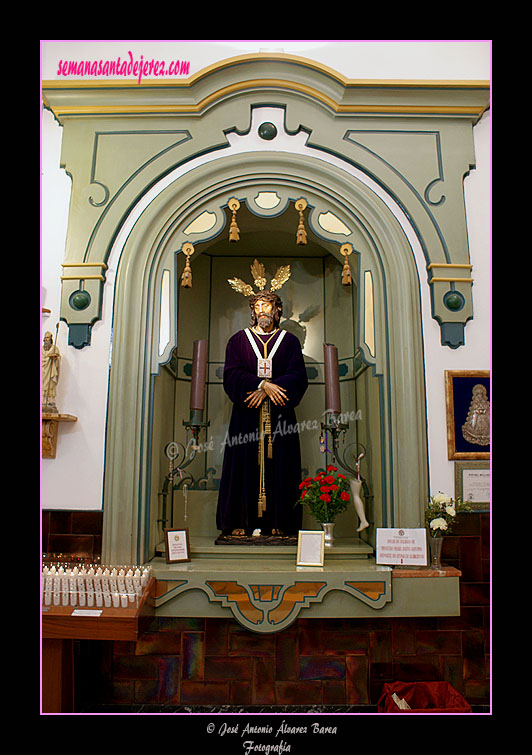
[455,461,490,512]
[445,370,490,460]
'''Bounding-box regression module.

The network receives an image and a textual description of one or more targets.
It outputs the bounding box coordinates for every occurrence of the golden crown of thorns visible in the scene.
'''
[227,259,291,297]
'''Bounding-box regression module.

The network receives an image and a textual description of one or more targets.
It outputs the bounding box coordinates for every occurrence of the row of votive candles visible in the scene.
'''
[42,564,152,608]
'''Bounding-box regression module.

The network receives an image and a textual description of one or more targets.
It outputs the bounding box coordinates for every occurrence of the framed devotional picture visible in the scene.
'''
[445,370,490,460]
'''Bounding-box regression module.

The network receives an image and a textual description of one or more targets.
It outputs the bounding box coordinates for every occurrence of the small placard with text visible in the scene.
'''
[376,528,427,566]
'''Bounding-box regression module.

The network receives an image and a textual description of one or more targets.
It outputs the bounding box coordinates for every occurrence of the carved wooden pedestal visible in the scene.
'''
[42,413,77,458]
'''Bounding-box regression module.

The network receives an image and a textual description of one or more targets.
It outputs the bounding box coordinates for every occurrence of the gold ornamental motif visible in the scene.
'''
[228,259,291,296]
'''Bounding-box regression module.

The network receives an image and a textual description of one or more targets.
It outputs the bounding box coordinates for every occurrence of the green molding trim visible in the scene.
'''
[44,58,487,351]
[101,148,429,564]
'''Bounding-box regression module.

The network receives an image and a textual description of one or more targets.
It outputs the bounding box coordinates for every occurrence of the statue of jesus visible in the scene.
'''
[216,268,308,538]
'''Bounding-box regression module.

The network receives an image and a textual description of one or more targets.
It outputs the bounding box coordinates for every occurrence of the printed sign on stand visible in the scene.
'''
[376,528,427,566]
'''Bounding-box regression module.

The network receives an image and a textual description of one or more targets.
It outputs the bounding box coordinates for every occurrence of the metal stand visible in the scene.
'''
[320,411,372,502]
[157,410,209,532]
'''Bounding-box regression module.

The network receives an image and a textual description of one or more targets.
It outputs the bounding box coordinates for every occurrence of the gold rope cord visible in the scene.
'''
[258,398,273,517]
[256,330,277,517]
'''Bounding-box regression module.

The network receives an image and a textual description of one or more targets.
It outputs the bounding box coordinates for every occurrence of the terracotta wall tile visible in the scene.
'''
[230,680,252,705]
[464,679,490,705]
[108,679,134,704]
[205,618,229,656]
[320,630,368,656]
[415,630,462,656]
[368,630,393,662]
[392,660,440,682]
[158,617,204,632]
[460,537,483,581]
[275,634,298,681]
[346,655,369,704]
[182,633,204,680]
[252,658,276,704]
[460,582,490,606]
[112,654,159,680]
[181,681,229,705]
[462,630,488,681]
[299,657,345,680]
[275,680,322,705]
[322,679,346,704]
[134,679,159,703]
[157,656,180,703]
[229,630,275,657]
[204,657,252,681]
[136,631,181,656]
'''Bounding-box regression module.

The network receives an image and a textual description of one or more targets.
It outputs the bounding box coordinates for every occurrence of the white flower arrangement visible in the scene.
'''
[425,492,472,538]
[429,517,448,533]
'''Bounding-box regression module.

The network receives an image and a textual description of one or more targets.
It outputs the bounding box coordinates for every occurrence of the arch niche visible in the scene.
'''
[102,145,428,564]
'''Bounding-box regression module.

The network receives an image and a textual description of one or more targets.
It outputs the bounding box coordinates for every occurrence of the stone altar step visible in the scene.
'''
[156,535,373,560]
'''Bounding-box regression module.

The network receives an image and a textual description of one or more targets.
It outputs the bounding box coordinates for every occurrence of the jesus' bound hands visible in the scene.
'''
[245,381,288,408]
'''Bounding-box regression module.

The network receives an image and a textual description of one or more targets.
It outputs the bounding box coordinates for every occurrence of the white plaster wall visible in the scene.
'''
[40,40,491,511]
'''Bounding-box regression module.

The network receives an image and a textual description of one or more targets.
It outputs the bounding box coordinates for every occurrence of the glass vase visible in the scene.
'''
[321,522,335,548]
[428,535,443,569]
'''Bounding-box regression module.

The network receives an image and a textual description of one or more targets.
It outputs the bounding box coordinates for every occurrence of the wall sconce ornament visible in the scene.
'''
[180,242,195,288]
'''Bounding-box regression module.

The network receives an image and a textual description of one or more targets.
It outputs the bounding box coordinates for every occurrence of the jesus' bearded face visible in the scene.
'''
[250,295,282,331]
[254,300,275,331]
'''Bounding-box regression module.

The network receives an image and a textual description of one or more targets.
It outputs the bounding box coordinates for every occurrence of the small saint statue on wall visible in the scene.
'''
[42,330,61,413]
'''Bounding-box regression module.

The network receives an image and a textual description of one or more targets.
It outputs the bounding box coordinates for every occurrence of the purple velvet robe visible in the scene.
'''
[216,328,308,535]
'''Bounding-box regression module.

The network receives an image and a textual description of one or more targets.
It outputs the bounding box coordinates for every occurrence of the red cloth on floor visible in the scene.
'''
[378,681,472,713]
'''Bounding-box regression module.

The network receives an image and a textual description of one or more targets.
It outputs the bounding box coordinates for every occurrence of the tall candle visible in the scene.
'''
[323,343,341,414]
[190,339,208,411]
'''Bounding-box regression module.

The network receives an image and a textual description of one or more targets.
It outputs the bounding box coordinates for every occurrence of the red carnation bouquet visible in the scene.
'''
[297,465,351,523]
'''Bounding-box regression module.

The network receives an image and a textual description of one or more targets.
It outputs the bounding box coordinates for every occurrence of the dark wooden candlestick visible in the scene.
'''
[184,339,210,446]
[190,339,208,412]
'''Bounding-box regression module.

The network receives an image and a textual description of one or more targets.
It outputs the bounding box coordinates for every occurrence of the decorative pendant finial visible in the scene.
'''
[295,198,308,245]
[228,198,240,242]
[180,242,195,287]
[340,243,353,285]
